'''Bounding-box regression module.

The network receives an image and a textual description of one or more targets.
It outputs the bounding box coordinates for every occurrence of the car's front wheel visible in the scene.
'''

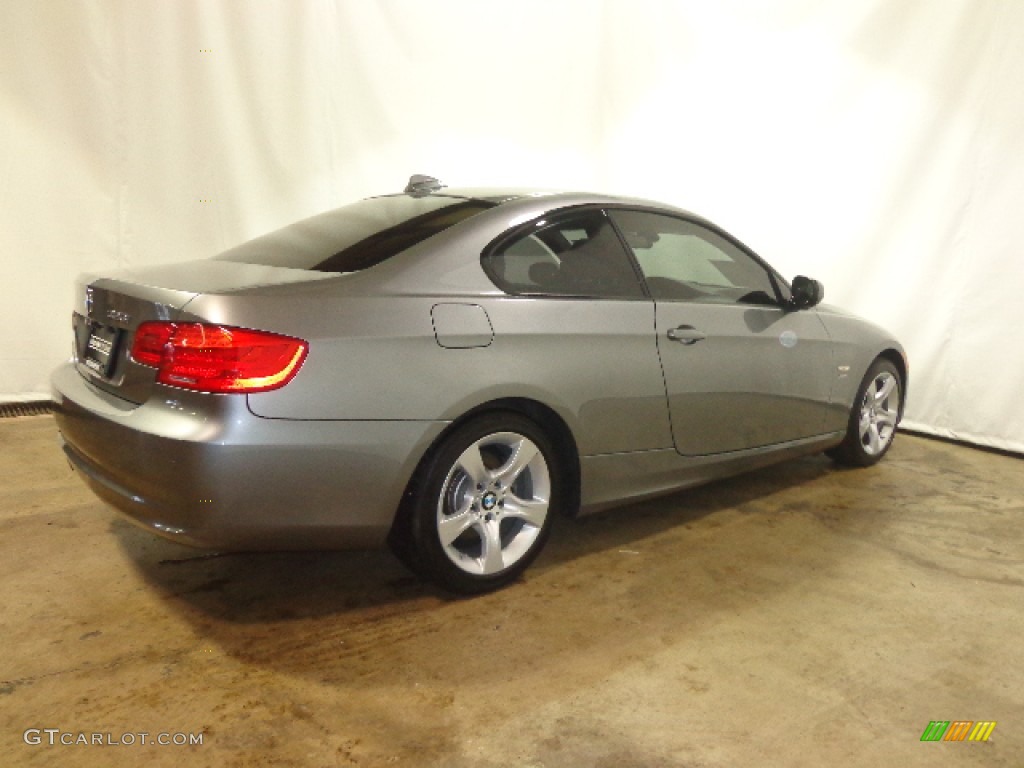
[405,413,560,594]
[828,357,903,467]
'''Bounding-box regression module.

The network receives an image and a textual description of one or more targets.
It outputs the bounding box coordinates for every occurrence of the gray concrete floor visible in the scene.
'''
[0,414,1021,767]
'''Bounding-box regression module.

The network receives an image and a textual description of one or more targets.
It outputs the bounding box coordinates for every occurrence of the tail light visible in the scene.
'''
[130,322,307,393]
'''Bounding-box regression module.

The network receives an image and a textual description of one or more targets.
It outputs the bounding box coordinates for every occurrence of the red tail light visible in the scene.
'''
[130,322,307,393]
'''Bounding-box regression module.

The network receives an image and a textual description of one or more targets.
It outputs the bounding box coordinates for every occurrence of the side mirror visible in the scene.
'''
[790,275,824,309]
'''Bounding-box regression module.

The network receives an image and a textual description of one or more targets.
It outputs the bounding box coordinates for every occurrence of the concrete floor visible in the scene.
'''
[0,414,1021,767]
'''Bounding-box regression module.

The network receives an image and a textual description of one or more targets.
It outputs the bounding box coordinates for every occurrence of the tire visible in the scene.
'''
[827,357,902,467]
[403,413,560,594]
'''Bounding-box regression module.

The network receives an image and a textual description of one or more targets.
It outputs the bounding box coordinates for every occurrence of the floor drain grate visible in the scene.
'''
[0,401,54,418]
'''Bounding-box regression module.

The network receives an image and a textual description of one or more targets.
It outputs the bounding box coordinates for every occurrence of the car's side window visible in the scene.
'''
[609,210,780,305]
[485,210,645,300]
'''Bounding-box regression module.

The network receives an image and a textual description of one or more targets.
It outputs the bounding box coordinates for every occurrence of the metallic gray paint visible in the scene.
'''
[53,363,447,548]
[579,432,843,513]
[431,303,493,349]
[52,187,906,552]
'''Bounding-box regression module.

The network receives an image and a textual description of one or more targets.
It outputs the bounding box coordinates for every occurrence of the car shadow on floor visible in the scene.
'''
[110,451,856,688]
[114,451,837,622]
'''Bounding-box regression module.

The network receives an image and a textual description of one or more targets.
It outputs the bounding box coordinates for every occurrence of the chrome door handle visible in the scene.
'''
[666,325,706,345]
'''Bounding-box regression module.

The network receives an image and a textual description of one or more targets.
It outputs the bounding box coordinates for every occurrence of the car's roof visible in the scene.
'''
[371,187,571,205]
[378,187,702,219]
[424,188,558,204]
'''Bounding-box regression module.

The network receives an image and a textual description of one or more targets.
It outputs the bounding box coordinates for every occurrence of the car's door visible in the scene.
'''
[482,208,672,456]
[608,209,834,456]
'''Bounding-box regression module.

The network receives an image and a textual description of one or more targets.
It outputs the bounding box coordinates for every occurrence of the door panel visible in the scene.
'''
[607,208,835,456]
[656,302,833,455]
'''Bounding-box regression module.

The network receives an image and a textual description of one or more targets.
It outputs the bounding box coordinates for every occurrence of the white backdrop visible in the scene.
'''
[2,0,1022,452]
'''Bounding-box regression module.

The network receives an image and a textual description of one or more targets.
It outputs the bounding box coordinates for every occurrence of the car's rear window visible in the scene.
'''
[213,195,495,272]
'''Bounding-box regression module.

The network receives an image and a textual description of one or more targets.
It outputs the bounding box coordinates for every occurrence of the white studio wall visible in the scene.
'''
[2,0,1022,452]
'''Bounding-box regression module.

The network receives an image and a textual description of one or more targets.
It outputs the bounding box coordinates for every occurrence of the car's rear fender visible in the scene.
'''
[51,362,447,549]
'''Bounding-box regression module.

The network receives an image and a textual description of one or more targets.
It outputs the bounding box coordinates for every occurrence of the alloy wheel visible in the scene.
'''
[436,431,551,576]
[858,371,900,456]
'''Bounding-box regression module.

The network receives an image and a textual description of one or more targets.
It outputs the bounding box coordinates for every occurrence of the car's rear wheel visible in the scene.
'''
[405,413,559,594]
[828,358,902,467]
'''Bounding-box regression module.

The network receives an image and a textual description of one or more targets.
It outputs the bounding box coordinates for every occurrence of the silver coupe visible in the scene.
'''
[52,176,906,593]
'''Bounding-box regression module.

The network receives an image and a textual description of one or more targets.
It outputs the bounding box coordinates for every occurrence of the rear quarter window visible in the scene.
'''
[483,209,645,300]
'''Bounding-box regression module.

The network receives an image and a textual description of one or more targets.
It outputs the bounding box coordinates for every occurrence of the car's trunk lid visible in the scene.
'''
[72,260,335,404]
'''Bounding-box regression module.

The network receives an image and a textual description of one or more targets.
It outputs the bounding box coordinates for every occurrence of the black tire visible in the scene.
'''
[827,357,902,467]
[403,412,561,594]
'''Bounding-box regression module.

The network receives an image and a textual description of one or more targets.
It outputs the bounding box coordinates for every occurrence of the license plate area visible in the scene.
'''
[82,323,122,379]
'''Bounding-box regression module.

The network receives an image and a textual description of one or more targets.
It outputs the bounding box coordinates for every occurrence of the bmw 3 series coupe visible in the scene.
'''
[53,176,906,593]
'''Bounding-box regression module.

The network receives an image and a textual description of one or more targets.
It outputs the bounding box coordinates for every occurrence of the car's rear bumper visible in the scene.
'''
[51,362,447,550]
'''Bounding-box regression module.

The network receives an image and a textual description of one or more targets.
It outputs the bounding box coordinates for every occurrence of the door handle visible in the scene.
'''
[666,325,706,345]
